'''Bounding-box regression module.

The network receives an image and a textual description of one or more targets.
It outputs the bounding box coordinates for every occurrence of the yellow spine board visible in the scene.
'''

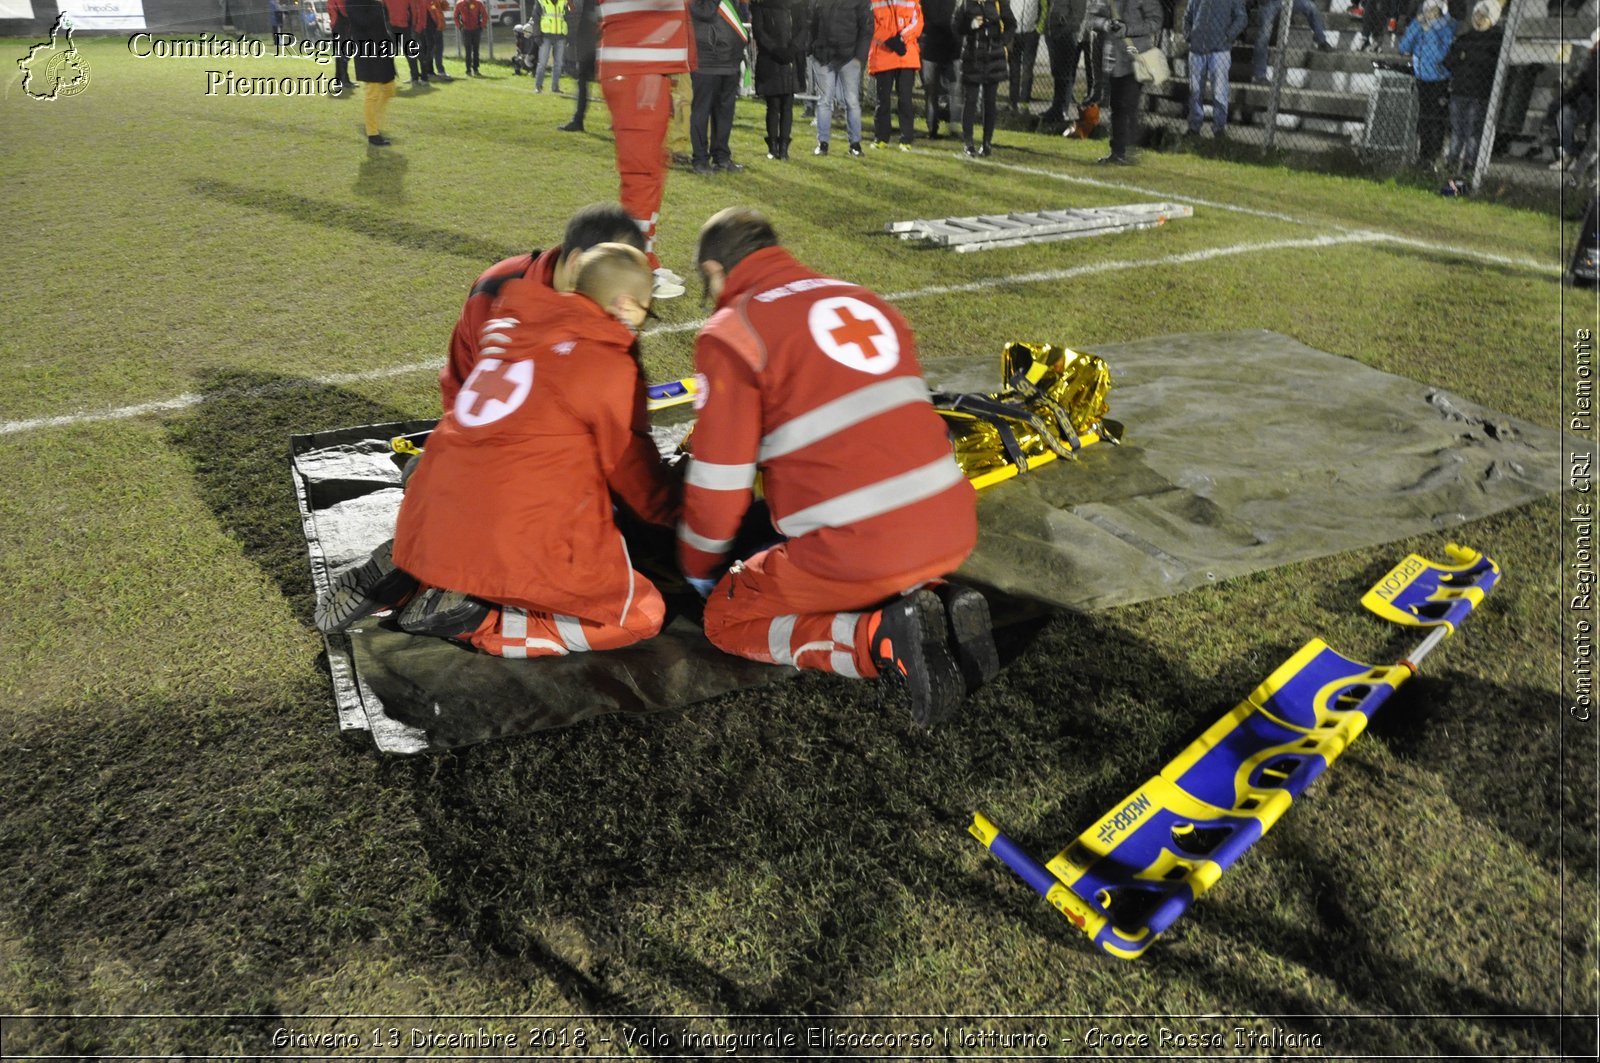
[941,342,1114,486]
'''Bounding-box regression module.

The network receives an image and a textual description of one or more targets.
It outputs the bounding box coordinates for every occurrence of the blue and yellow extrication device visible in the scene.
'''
[970,543,1499,959]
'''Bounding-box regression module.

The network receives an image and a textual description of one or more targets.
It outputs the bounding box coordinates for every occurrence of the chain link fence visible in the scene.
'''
[988,0,1597,195]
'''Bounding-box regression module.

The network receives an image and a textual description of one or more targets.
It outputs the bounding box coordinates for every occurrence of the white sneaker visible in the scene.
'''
[652,267,687,299]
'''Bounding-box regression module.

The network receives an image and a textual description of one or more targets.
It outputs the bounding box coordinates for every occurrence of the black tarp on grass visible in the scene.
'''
[292,330,1565,753]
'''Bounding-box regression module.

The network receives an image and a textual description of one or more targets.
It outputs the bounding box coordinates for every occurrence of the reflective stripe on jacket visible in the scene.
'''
[598,0,694,73]
[679,246,977,583]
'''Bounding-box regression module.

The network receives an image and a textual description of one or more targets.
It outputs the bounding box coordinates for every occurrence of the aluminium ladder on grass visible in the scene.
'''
[886,203,1194,252]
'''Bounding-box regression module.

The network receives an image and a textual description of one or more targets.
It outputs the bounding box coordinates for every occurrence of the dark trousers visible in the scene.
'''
[426,25,445,73]
[1044,31,1080,118]
[920,57,957,134]
[572,52,594,123]
[414,28,433,78]
[874,66,917,143]
[764,94,794,154]
[690,70,739,164]
[332,30,351,83]
[1415,78,1449,161]
[398,30,422,79]
[462,28,482,72]
[1108,72,1141,157]
[1009,30,1040,107]
[961,79,998,147]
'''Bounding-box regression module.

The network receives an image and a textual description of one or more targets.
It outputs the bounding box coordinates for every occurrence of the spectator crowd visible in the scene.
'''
[317,0,1595,184]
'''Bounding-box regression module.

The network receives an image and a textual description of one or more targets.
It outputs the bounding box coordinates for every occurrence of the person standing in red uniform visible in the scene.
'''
[439,203,649,413]
[381,0,420,81]
[407,0,434,81]
[868,0,922,148]
[596,0,694,292]
[454,0,488,74]
[426,0,454,79]
[678,207,995,726]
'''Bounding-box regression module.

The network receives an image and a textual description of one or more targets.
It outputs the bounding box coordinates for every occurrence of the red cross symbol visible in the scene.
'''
[463,360,523,419]
[829,307,884,359]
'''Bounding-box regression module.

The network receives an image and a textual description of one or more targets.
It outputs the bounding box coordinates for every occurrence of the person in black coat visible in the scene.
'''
[690,0,751,173]
[1441,0,1501,174]
[920,0,959,137]
[753,0,806,158]
[1085,0,1160,164]
[559,0,600,131]
[953,0,1014,156]
[346,0,399,145]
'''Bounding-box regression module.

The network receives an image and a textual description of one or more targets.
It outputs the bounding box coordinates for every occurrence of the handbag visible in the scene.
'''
[1109,0,1169,85]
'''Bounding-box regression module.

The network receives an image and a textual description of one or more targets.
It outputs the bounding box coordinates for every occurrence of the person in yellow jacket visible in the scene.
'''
[534,0,570,92]
[868,0,923,147]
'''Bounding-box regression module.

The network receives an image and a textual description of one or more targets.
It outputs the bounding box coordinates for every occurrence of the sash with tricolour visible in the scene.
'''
[717,0,748,41]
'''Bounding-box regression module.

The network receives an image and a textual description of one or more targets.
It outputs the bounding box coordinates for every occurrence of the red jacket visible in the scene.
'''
[454,0,488,29]
[396,283,679,621]
[383,0,411,28]
[597,0,693,76]
[679,246,976,582]
[440,248,557,411]
[428,0,448,28]
[408,0,432,31]
[868,0,923,73]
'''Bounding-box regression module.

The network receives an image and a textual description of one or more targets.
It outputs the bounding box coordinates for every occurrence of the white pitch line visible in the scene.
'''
[0,229,1509,437]
[0,362,435,437]
[979,157,1561,276]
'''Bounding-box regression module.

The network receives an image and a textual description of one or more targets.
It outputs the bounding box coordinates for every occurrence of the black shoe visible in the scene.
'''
[814,141,829,155]
[693,161,714,175]
[933,584,998,694]
[1315,39,1333,52]
[848,142,863,157]
[978,142,992,157]
[557,120,584,132]
[869,590,965,728]
[1095,153,1123,164]
[367,134,392,146]
[315,539,416,632]
[714,160,745,173]
[1112,154,1134,165]
[396,587,492,639]
[963,143,977,157]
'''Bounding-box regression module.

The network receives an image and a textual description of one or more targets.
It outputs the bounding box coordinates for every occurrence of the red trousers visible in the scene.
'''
[602,73,672,268]
[457,576,666,658]
[701,544,967,678]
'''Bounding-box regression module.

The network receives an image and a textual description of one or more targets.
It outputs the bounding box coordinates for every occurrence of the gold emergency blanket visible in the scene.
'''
[934,342,1117,490]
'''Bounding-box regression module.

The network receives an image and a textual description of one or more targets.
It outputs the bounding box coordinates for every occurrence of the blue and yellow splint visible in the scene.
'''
[971,543,1500,959]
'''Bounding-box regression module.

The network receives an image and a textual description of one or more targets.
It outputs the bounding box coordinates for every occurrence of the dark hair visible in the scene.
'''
[559,203,647,262]
[695,207,780,274]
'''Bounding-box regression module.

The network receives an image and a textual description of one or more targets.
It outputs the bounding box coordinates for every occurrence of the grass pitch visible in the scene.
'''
[1,33,1595,1058]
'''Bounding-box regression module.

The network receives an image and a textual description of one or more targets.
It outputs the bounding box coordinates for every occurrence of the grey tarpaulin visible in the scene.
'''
[940,329,1562,607]
[292,330,1563,753]
[291,421,787,754]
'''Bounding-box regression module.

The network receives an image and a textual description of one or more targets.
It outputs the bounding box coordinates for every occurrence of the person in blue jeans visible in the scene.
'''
[1397,0,1454,164]
[1183,0,1245,135]
[533,0,569,93]
[810,0,873,154]
[1252,0,1331,83]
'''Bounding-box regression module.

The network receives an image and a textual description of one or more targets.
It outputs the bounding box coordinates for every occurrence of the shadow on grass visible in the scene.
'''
[164,367,418,622]
[397,606,1567,1053]
[355,145,410,204]
[191,177,515,262]
[0,608,1572,1055]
